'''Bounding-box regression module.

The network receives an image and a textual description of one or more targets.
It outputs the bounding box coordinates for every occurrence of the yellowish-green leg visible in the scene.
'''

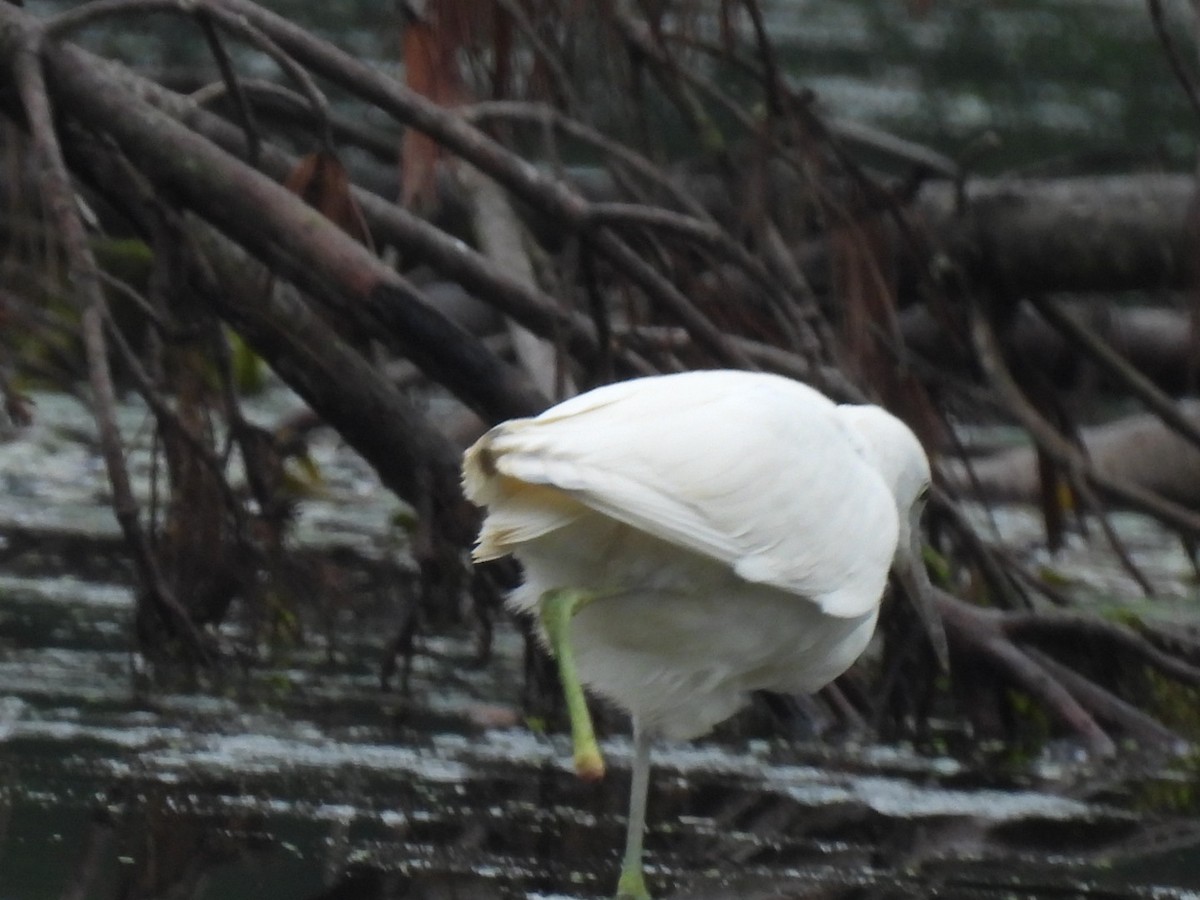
[538,589,651,897]
[538,588,605,781]
[615,717,653,899]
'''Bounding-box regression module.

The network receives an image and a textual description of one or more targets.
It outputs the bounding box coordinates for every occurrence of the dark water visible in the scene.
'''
[3,394,1200,899]
[4,580,1200,900]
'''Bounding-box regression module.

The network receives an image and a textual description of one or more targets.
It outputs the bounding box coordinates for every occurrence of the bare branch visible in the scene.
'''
[12,21,209,661]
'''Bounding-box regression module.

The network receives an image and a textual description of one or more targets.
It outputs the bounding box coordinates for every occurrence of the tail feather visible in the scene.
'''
[465,429,586,561]
[473,481,584,560]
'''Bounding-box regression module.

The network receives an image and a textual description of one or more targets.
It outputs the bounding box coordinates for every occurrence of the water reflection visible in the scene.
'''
[2,387,1200,897]
[4,612,1200,899]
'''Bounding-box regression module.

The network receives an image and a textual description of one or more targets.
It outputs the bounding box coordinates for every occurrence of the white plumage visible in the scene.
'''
[462,369,934,898]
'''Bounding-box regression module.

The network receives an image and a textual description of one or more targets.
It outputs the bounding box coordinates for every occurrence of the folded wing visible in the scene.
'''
[463,371,898,618]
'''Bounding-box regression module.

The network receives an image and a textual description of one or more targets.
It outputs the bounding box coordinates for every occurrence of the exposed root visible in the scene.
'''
[937,589,1195,753]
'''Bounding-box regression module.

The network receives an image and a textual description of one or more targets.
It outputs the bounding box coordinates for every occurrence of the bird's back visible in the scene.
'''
[464,370,900,616]
[463,370,902,737]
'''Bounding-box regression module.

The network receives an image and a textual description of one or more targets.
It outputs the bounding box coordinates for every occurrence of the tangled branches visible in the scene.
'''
[1,0,1198,750]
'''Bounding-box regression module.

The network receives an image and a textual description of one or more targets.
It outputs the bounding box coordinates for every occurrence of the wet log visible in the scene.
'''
[944,402,1200,509]
[905,173,1197,296]
[902,302,1198,396]
[558,163,1198,306]
[0,3,547,427]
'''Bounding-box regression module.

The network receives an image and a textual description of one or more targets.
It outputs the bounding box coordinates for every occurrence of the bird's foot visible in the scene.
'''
[539,588,605,780]
[615,865,651,900]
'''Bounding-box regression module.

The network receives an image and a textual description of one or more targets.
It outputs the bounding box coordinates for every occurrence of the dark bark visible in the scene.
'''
[945,402,1200,508]
[902,302,1198,396]
[87,54,610,370]
[203,0,753,368]
[0,5,547,426]
[58,98,480,580]
[910,174,1198,297]
[571,163,1199,303]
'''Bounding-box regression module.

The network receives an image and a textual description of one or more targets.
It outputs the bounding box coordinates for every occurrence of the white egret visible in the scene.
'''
[462,369,942,899]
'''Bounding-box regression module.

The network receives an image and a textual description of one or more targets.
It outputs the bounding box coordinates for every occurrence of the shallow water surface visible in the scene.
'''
[3,393,1200,898]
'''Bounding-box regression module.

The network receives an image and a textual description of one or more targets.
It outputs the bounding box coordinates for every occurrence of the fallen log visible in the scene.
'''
[945,402,1200,509]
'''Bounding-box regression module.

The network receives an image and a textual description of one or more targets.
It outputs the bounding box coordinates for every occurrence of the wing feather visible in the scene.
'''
[463,371,899,617]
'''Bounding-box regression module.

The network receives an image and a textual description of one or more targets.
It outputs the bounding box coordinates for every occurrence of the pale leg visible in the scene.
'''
[616,717,653,900]
[539,588,605,780]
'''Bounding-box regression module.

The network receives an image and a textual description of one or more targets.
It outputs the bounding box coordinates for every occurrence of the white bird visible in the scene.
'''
[462,369,941,899]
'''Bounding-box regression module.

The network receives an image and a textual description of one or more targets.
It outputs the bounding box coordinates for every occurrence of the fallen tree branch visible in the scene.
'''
[938,592,1117,755]
[0,7,549,425]
[11,19,209,663]
[1029,294,1200,451]
[967,294,1200,540]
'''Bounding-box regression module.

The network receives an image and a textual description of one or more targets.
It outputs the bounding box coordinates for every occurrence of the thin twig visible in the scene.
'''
[1004,610,1200,687]
[462,105,808,350]
[587,200,797,310]
[1147,0,1200,123]
[200,4,334,151]
[200,0,746,367]
[491,0,582,111]
[588,227,755,367]
[1031,295,1200,452]
[101,306,246,532]
[13,22,209,662]
[971,300,1156,593]
[930,486,1035,610]
[196,8,262,165]
[613,6,727,155]
[741,0,785,118]
[969,295,1200,538]
[190,78,398,161]
[666,28,960,178]
[47,0,335,151]
[461,100,709,218]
